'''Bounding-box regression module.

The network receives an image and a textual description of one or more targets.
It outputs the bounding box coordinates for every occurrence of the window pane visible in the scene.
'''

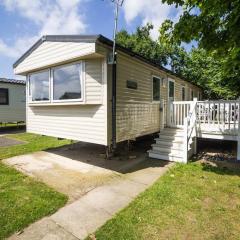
[0,88,8,105]
[30,71,49,101]
[182,87,185,101]
[153,77,160,101]
[169,81,174,98]
[53,64,81,100]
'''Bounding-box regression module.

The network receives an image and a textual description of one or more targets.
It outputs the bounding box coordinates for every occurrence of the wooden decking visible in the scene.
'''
[149,99,240,163]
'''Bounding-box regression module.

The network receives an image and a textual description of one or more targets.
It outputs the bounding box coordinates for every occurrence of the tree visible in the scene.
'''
[117,23,168,66]
[160,0,240,98]
[116,23,240,99]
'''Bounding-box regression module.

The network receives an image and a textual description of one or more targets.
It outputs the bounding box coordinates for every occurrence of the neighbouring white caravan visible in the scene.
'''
[13,35,202,150]
[0,78,26,124]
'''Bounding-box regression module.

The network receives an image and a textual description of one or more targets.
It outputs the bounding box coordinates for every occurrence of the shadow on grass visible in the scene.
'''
[200,161,240,177]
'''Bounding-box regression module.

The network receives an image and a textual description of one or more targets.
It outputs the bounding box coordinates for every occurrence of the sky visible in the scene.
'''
[0,0,183,80]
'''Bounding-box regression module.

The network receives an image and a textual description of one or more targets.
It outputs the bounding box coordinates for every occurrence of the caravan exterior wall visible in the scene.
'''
[111,51,202,143]
[0,82,26,123]
[13,35,202,147]
[26,58,108,145]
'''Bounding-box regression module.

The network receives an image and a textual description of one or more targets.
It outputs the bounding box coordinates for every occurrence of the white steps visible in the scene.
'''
[148,127,194,163]
[148,150,184,162]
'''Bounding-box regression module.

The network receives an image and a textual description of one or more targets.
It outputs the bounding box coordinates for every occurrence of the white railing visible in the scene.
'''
[167,99,240,162]
[197,100,240,134]
[183,99,198,162]
[169,101,192,127]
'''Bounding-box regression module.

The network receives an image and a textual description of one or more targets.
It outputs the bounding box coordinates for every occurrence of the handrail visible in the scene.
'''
[183,98,198,163]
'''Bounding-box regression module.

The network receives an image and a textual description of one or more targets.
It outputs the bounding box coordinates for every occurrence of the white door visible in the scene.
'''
[168,79,175,126]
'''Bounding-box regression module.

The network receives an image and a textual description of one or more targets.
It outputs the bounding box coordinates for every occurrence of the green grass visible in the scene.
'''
[0,122,25,127]
[0,133,72,160]
[0,163,67,239]
[88,163,240,240]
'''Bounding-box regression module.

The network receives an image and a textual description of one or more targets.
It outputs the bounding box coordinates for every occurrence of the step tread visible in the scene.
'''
[148,149,183,158]
[155,138,184,143]
[151,144,183,152]
[148,150,185,163]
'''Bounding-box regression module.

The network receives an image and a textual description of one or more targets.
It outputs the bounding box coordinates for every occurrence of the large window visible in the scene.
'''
[28,62,83,103]
[152,76,160,101]
[29,70,49,101]
[0,88,9,105]
[53,63,82,101]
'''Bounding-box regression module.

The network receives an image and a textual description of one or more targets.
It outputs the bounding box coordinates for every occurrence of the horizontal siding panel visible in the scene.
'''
[26,58,107,145]
[85,59,103,104]
[115,52,202,143]
[27,104,106,145]
[15,41,96,74]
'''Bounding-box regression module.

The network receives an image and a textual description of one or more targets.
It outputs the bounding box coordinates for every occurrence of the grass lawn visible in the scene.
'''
[89,163,240,240]
[0,163,67,239]
[0,122,25,128]
[0,133,72,239]
[0,133,72,160]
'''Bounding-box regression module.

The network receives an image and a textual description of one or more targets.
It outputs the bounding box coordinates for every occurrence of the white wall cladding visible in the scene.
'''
[0,83,26,123]
[14,41,96,74]
[27,58,108,145]
[85,59,103,103]
[115,53,202,143]
[27,105,106,144]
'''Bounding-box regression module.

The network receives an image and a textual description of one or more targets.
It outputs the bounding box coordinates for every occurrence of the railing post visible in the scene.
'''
[167,99,173,127]
[237,98,240,161]
[160,99,164,131]
[183,118,188,163]
[193,98,198,154]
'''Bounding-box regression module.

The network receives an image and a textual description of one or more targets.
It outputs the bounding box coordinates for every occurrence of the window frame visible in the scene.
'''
[51,61,84,103]
[198,91,201,100]
[168,78,175,100]
[152,75,161,102]
[27,61,85,105]
[0,88,9,105]
[181,86,186,101]
[191,89,194,100]
[28,69,51,103]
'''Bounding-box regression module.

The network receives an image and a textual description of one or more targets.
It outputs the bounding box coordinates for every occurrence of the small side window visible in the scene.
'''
[182,86,185,101]
[191,89,194,100]
[152,76,160,101]
[0,88,9,105]
[198,92,201,100]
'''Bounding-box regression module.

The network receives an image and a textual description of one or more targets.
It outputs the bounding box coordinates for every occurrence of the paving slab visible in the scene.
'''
[51,199,111,239]
[125,168,165,185]
[0,136,25,147]
[106,178,148,198]
[9,218,78,240]
[6,147,172,240]
[80,185,133,215]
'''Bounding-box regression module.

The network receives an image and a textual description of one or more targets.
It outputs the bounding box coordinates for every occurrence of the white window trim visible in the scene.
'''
[28,60,85,105]
[168,78,175,101]
[152,75,161,102]
[28,69,51,104]
[51,61,84,103]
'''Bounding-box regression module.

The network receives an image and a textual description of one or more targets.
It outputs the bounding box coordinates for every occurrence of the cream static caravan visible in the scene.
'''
[0,78,26,124]
[13,35,202,150]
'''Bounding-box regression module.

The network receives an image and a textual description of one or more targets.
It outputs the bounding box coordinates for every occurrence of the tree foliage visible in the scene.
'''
[116,21,240,99]
[160,0,240,98]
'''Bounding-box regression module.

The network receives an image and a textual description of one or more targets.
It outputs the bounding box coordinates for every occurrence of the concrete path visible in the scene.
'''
[9,162,173,240]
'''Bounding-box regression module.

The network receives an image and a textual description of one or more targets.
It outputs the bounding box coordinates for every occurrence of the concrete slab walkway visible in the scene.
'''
[9,161,173,240]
